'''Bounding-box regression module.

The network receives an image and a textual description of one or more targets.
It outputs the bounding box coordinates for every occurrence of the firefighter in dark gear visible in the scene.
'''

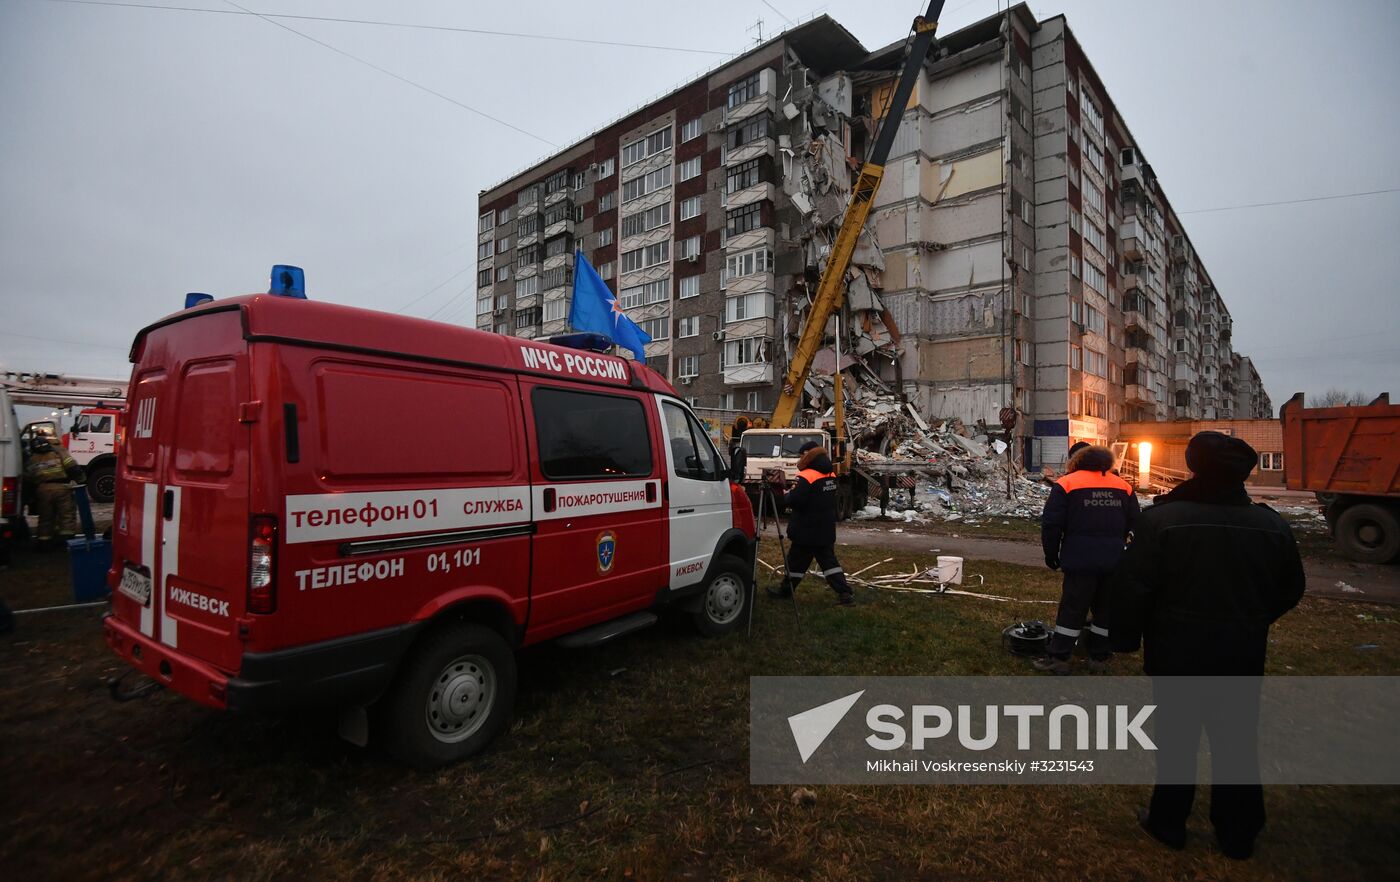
[767,443,853,606]
[1112,431,1305,860]
[24,435,85,544]
[1036,444,1138,674]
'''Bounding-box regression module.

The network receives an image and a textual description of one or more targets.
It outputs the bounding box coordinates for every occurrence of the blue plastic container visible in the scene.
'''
[67,485,112,602]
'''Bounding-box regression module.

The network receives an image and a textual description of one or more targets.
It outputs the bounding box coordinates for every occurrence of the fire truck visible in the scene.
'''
[103,272,757,767]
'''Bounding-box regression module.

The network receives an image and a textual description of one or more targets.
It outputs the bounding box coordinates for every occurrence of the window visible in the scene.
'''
[477,268,492,288]
[515,307,541,329]
[662,401,723,481]
[1084,184,1104,213]
[726,203,762,236]
[477,241,493,260]
[1068,120,1080,148]
[1070,392,1083,415]
[1071,300,1083,325]
[573,205,584,223]
[479,209,495,232]
[1083,138,1105,174]
[678,354,699,376]
[727,158,762,193]
[598,191,616,212]
[545,202,571,226]
[679,275,700,299]
[619,279,669,308]
[1021,245,1033,272]
[571,172,586,191]
[622,126,672,166]
[516,186,539,208]
[640,316,669,340]
[724,336,768,366]
[516,276,539,298]
[597,228,614,247]
[499,206,513,224]
[726,115,769,150]
[725,247,773,280]
[495,265,510,283]
[544,170,569,194]
[1015,339,1033,365]
[1080,87,1105,137]
[1070,254,1081,278]
[495,293,508,310]
[598,157,615,179]
[725,292,770,323]
[597,261,614,280]
[678,157,701,182]
[543,298,566,322]
[1021,198,1033,224]
[621,201,671,237]
[476,296,492,316]
[745,391,763,411]
[1085,306,1105,335]
[622,166,671,202]
[1068,163,1081,188]
[1083,220,1104,255]
[497,237,511,254]
[532,388,652,479]
[1070,344,1082,371]
[516,244,541,268]
[1175,337,1187,353]
[621,241,669,273]
[1069,209,1081,235]
[1085,348,1107,378]
[1085,392,1107,418]
[518,214,542,237]
[681,117,703,142]
[680,195,701,221]
[679,316,699,338]
[541,266,572,290]
[494,322,507,335]
[727,72,761,108]
[1260,453,1284,471]
[676,235,701,259]
[545,235,571,258]
[1084,262,1106,295]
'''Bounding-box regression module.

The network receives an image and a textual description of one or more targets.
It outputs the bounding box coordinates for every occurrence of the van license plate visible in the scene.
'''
[118,566,152,606]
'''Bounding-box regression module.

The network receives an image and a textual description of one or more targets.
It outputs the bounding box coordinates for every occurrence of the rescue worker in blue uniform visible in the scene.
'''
[1036,444,1139,673]
[1112,431,1305,860]
[767,442,853,606]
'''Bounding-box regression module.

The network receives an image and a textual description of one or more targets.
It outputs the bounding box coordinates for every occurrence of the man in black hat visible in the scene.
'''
[1112,431,1306,860]
[767,441,853,606]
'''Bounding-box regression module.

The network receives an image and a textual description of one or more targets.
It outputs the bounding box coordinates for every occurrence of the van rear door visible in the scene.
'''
[112,309,251,671]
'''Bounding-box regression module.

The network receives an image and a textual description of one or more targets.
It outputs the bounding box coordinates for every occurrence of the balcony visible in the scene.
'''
[1125,345,1153,366]
[544,217,574,241]
[723,363,774,386]
[1125,384,1155,406]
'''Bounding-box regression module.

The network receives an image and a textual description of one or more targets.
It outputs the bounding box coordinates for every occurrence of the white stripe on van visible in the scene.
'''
[159,485,180,648]
[139,484,155,637]
[532,479,661,521]
[284,486,532,545]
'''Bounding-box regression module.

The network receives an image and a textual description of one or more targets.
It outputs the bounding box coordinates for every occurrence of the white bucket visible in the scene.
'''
[934,556,964,585]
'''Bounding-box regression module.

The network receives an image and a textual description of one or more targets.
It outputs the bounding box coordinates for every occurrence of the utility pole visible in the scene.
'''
[748,17,765,45]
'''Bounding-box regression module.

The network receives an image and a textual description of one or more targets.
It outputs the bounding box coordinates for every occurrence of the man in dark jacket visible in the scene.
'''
[1112,431,1306,860]
[1037,444,1139,674]
[768,443,853,606]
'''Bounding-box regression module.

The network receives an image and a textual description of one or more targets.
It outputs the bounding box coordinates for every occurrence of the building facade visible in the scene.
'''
[474,6,1270,466]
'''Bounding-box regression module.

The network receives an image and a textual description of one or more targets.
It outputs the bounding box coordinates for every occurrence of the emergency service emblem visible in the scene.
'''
[596,531,617,574]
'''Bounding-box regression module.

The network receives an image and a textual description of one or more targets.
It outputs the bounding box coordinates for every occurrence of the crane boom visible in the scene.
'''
[770,0,945,430]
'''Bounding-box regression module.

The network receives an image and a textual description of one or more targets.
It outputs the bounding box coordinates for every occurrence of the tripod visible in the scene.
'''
[748,481,801,637]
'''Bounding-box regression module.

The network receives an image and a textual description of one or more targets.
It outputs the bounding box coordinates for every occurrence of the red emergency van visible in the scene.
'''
[104,291,756,767]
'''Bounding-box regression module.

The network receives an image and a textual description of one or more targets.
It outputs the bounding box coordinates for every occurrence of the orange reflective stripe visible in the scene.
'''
[1055,470,1133,494]
[797,468,833,483]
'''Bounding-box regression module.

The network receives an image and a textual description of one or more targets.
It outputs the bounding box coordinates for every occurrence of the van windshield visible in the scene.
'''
[741,433,825,458]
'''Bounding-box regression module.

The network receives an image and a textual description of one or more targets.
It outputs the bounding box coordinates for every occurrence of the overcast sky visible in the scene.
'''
[2,0,1397,411]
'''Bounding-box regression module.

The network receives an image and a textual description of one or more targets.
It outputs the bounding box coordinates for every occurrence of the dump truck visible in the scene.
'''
[1281,392,1400,564]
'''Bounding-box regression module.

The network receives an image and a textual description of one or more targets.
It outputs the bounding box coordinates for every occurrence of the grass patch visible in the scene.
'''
[0,543,1396,881]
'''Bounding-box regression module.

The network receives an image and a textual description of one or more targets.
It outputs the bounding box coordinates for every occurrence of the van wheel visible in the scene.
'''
[1335,504,1400,564]
[692,554,749,637]
[86,464,116,503]
[376,622,516,769]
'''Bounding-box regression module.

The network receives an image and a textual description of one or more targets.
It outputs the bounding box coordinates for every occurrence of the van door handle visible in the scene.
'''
[677,507,695,514]
[163,489,174,520]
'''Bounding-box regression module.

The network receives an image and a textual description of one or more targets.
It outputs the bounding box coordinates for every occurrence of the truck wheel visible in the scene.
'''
[375,622,516,769]
[1336,504,1400,564]
[692,555,749,637]
[86,463,116,503]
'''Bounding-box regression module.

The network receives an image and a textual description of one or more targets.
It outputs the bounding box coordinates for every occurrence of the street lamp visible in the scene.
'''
[1138,441,1153,489]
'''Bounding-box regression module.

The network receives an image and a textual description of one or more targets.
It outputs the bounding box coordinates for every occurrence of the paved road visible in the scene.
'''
[835,524,1400,604]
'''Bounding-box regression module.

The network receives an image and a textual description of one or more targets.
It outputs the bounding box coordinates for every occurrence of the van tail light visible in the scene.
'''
[730,481,755,539]
[1,477,17,518]
[248,515,278,614]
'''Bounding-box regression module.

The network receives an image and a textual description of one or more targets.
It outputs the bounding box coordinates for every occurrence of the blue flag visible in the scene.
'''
[568,250,651,360]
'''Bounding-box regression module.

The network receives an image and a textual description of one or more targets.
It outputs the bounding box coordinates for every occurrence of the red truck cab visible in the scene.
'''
[104,290,755,767]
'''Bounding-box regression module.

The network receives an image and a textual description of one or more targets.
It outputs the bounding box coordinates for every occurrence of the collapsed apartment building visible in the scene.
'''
[473,4,1271,471]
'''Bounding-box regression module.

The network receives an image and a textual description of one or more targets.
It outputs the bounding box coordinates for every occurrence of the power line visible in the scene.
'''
[425,279,482,322]
[0,330,129,351]
[393,263,477,315]
[41,0,730,55]
[1179,187,1400,215]
[760,1,796,27]
[216,0,556,147]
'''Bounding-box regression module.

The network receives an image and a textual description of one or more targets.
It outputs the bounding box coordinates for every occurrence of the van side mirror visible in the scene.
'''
[728,449,747,483]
